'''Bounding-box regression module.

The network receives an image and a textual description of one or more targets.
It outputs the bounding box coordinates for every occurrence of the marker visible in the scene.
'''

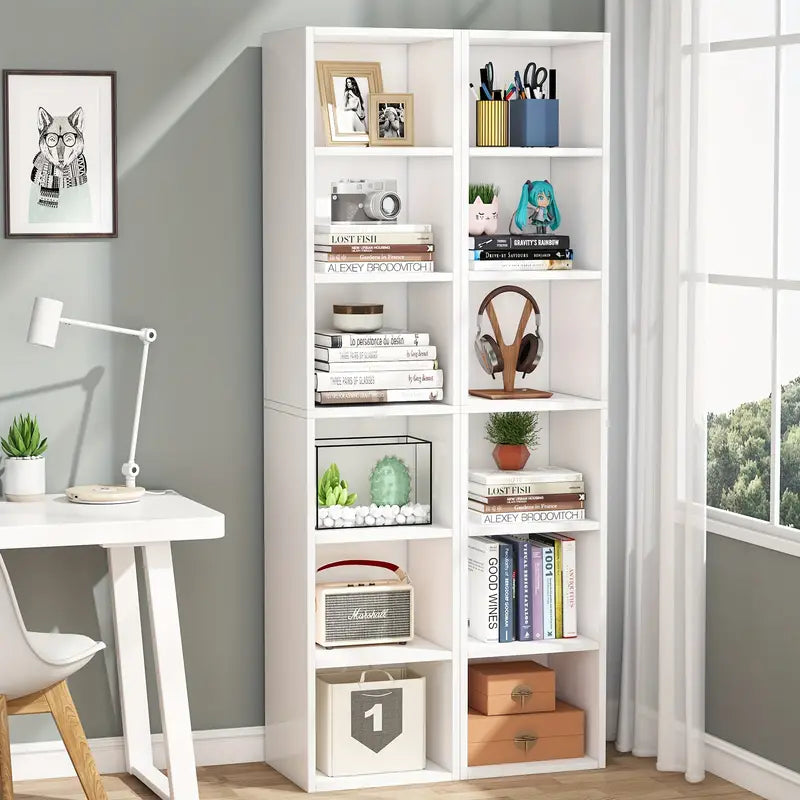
[504,83,515,101]
[548,68,557,100]
[480,82,492,100]
[469,82,480,101]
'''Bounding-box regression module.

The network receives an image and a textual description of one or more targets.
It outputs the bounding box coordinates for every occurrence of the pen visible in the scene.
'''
[480,82,492,100]
[469,82,480,101]
[504,84,515,101]
[548,69,557,100]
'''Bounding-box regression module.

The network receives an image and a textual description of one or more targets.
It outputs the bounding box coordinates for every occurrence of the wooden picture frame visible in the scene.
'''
[315,61,383,146]
[369,93,414,146]
[3,69,117,238]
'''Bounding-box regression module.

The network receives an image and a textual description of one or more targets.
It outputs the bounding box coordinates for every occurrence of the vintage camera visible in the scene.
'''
[331,179,402,224]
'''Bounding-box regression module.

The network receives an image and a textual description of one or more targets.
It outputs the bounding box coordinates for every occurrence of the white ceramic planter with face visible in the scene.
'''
[468,195,500,236]
[3,456,46,501]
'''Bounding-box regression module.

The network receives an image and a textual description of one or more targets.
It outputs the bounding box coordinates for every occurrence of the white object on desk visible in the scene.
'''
[0,493,224,800]
[27,296,156,502]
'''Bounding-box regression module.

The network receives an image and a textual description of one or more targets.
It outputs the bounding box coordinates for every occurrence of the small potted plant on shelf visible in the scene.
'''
[468,183,500,236]
[485,411,540,471]
[1,414,48,501]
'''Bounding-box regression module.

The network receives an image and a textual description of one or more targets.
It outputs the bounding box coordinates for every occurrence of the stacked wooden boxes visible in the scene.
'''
[467,661,584,766]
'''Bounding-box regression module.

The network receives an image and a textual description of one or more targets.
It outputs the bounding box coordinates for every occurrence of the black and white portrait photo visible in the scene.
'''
[369,93,415,147]
[333,76,368,134]
[316,61,383,146]
[3,70,117,238]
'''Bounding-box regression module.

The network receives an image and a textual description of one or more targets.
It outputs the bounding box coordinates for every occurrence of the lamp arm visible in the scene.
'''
[122,339,151,488]
[61,317,144,339]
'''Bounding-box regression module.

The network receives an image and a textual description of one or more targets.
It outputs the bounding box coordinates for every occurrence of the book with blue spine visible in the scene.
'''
[531,544,544,641]
[530,538,556,638]
[499,536,533,641]
[498,541,515,643]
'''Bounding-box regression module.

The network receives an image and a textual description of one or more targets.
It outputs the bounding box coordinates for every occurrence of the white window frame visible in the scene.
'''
[702,3,800,556]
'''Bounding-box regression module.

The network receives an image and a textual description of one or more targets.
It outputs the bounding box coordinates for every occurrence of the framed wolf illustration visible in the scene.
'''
[3,70,117,238]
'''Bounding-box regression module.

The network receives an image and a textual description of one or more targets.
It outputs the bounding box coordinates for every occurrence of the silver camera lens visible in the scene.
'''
[364,190,401,221]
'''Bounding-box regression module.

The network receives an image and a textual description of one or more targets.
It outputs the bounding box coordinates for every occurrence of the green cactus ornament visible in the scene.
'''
[317,463,357,507]
[369,455,412,506]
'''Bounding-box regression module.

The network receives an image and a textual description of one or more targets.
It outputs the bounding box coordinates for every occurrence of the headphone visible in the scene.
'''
[474,285,543,379]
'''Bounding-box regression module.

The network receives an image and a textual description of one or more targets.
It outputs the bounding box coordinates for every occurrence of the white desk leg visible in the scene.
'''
[142,542,199,800]
[107,546,155,773]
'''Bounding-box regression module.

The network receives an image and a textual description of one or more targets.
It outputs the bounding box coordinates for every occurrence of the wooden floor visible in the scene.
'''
[11,748,761,799]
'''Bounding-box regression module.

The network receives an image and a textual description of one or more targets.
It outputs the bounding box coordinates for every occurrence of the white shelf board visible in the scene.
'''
[315,523,452,544]
[315,635,452,669]
[468,268,602,282]
[465,393,606,413]
[312,402,456,419]
[315,760,452,791]
[313,27,454,44]
[316,146,453,158]
[315,272,453,284]
[469,147,602,158]
[467,634,600,659]
[468,30,606,47]
[468,517,601,537]
[466,756,599,780]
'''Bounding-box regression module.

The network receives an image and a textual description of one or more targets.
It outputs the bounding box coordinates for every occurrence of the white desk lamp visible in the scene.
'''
[27,297,157,504]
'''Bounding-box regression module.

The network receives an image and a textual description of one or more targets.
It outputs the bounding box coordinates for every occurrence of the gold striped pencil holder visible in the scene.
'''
[476,101,508,147]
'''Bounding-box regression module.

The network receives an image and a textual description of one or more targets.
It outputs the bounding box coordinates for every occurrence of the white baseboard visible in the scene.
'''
[11,726,265,782]
[706,734,800,800]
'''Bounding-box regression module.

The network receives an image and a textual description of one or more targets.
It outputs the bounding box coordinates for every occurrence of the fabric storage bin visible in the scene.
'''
[316,667,426,777]
[476,101,509,146]
[468,700,584,766]
[509,99,559,147]
[468,660,555,715]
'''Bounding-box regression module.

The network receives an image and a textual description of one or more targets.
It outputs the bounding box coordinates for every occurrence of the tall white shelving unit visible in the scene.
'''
[263,27,609,792]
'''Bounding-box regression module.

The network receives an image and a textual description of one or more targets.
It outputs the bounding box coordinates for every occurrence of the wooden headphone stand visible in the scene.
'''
[468,297,553,400]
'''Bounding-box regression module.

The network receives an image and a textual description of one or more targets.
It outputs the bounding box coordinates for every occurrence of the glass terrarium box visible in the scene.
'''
[315,435,432,530]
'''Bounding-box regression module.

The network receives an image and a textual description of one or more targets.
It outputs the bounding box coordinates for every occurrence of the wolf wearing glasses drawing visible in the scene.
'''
[29,106,91,222]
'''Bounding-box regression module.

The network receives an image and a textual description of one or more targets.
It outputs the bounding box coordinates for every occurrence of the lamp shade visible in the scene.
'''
[27,297,63,348]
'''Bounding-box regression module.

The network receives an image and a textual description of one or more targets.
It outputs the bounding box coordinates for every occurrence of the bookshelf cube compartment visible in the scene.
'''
[316,435,432,529]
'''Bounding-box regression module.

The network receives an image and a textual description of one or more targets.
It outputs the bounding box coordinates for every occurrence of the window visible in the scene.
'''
[705,1,800,528]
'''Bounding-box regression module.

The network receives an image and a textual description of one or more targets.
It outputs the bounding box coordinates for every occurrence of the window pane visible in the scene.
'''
[779,292,800,527]
[704,49,775,278]
[779,45,800,278]
[783,0,800,33]
[707,285,772,521]
[710,0,776,40]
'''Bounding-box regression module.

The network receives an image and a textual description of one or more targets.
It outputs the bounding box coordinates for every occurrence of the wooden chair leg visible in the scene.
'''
[0,695,13,800]
[44,681,107,800]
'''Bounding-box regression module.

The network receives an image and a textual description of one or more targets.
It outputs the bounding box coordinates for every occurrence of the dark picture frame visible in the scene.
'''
[3,69,118,238]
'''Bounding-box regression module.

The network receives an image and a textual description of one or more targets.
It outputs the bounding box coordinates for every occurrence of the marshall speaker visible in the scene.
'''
[315,559,414,648]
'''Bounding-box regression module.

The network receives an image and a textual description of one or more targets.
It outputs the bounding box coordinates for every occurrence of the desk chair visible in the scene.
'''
[0,555,107,799]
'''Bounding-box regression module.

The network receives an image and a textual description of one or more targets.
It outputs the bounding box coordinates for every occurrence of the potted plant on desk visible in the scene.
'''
[485,411,540,471]
[1,414,48,501]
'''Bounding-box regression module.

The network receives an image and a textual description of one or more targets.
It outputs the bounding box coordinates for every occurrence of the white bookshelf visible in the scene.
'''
[263,26,609,792]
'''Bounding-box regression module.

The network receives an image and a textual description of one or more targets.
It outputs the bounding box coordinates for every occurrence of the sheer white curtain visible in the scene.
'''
[607,0,708,782]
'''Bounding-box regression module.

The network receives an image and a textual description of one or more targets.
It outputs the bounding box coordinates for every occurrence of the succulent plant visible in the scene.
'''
[1,414,48,458]
[317,463,357,507]
[369,455,411,506]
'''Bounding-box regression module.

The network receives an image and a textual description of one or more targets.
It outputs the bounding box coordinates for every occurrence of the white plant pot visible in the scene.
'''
[3,456,46,502]
[468,196,500,236]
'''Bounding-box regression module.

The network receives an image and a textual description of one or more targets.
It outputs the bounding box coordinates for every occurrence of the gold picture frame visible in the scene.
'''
[316,61,383,146]
[369,93,414,146]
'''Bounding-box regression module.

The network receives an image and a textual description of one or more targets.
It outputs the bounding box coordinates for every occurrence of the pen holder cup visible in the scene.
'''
[476,101,509,147]
[509,99,559,147]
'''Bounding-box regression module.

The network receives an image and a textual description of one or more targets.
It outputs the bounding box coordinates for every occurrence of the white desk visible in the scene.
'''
[0,494,224,800]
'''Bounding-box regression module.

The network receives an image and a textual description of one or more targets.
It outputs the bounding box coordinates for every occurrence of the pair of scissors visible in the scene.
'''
[480,61,494,93]
[523,61,548,99]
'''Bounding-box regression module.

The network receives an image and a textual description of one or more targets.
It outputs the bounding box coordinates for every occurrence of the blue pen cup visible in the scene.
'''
[509,99,559,147]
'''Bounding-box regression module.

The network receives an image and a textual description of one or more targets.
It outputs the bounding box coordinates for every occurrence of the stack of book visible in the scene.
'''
[314,329,444,405]
[468,466,585,525]
[469,532,577,643]
[316,224,435,276]
[468,233,573,271]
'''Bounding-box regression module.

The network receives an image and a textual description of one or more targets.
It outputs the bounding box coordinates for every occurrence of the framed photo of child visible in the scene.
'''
[369,94,414,146]
[316,61,383,146]
[3,70,117,238]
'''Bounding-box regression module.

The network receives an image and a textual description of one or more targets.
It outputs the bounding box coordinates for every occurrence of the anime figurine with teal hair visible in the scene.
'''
[510,179,561,234]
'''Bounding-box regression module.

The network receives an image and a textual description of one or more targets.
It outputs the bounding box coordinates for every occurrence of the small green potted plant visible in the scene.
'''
[468,183,500,236]
[1,414,48,501]
[485,411,540,471]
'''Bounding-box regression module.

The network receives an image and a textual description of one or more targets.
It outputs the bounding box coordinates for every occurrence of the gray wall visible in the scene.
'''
[0,0,605,745]
[706,535,800,771]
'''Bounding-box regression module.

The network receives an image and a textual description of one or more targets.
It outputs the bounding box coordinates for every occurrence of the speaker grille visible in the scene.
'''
[325,590,411,642]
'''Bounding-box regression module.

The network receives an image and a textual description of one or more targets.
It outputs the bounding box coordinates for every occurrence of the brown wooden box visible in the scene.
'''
[468,700,585,766]
[468,660,555,716]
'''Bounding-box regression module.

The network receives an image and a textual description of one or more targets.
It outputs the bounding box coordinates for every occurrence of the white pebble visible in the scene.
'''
[323,517,334,528]
[359,506,370,516]
[401,504,411,516]
[373,506,384,518]
[413,505,426,518]
[396,514,406,525]
[355,515,365,526]
[374,516,385,526]
[390,505,400,516]
[329,506,342,520]
[334,518,345,528]
[318,508,329,520]
[342,507,356,521]
[365,514,376,526]
[370,503,379,513]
